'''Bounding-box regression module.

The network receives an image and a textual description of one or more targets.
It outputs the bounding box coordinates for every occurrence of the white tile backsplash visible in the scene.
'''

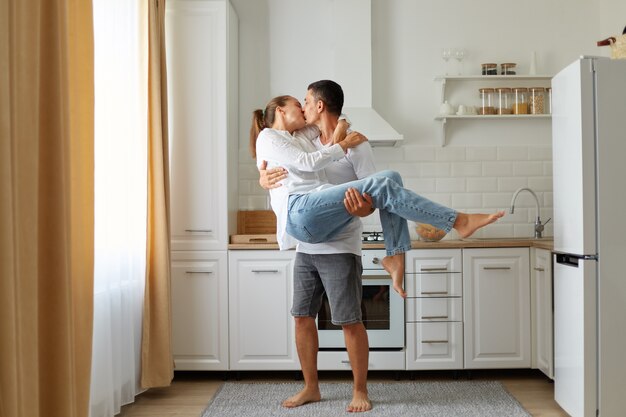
[466,147,497,161]
[497,146,529,161]
[466,177,498,193]
[238,145,553,238]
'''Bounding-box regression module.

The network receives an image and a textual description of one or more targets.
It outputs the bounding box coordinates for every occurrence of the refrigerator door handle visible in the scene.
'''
[556,254,580,267]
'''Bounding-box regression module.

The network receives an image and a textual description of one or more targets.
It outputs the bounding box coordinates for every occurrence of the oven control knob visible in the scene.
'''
[372,257,380,264]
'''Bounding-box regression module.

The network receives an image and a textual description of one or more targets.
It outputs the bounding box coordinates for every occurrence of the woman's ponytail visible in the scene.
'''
[249,109,265,158]
[249,95,292,159]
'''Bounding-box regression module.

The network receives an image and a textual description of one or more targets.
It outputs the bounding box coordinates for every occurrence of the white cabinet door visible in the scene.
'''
[463,248,530,369]
[228,251,298,370]
[532,248,554,379]
[405,249,463,370]
[171,251,228,370]
[166,0,238,251]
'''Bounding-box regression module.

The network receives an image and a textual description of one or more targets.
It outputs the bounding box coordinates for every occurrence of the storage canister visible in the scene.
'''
[496,87,513,114]
[481,63,498,75]
[545,87,552,114]
[478,88,497,115]
[512,87,529,114]
[501,62,517,75]
[529,87,545,114]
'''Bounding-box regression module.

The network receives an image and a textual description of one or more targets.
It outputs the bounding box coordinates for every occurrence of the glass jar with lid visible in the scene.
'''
[529,87,545,114]
[512,87,529,114]
[501,63,517,75]
[478,88,496,115]
[545,87,552,114]
[496,87,513,114]
[481,63,497,75]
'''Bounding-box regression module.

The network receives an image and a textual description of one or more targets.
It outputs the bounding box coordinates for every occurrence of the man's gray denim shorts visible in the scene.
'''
[291,252,363,325]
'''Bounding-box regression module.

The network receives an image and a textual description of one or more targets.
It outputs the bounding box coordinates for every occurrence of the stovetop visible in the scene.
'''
[362,231,384,243]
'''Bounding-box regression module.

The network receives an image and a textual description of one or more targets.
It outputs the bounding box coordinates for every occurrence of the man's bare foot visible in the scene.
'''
[347,390,372,412]
[281,387,321,408]
[453,211,505,238]
[382,253,406,298]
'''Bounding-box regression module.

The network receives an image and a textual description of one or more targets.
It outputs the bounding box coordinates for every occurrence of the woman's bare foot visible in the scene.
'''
[347,390,372,412]
[382,253,406,298]
[453,211,505,238]
[282,386,321,408]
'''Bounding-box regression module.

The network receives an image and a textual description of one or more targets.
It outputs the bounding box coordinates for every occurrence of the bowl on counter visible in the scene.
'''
[415,223,447,242]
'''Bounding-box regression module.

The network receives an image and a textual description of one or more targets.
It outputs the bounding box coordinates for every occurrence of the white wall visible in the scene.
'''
[232,0,622,238]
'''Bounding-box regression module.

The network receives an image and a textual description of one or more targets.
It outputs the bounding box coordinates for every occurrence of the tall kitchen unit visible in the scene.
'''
[165,0,238,370]
[552,56,626,417]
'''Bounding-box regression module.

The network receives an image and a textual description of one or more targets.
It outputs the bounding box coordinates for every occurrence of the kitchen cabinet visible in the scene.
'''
[434,75,552,146]
[228,251,299,370]
[166,0,238,252]
[531,247,554,379]
[171,251,229,370]
[463,248,531,369]
[405,249,464,370]
[166,0,237,371]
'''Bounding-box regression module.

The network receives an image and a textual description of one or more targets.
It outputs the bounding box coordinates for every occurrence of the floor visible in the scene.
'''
[117,369,569,417]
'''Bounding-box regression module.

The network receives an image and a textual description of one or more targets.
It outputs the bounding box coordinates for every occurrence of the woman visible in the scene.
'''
[251,95,504,297]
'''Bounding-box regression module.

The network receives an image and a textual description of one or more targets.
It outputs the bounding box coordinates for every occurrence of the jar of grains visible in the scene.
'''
[496,87,513,114]
[501,62,517,75]
[545,87,552,114]
[529,87,545,114]
[481,63,498,75]
[512,87,529,114]
[479,88,497,115]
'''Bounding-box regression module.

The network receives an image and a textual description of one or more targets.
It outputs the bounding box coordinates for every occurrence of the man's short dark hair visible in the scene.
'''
[307,80,344,116]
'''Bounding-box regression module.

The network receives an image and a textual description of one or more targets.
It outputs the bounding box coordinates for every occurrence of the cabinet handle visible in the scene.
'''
[533,267,545,272]
[341,360,351,364]
[252,269,279,273]
[185,271,212,274]
[420,267,448,272]
[420,291,449,295]
[483,266,511,270]
[422,340,448,344]
[421,315,449,319]
[185,229,212,233]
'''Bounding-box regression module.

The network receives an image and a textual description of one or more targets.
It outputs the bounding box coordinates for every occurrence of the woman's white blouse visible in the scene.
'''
[255,127,346,250]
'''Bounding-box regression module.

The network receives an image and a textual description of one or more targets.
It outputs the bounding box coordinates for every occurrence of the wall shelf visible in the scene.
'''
[435,75,553,146]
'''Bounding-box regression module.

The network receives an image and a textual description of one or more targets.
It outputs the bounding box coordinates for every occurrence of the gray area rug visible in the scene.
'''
[200,380,530,417]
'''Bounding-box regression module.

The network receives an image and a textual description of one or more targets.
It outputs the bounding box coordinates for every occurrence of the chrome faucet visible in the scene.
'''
[509,187,551,239]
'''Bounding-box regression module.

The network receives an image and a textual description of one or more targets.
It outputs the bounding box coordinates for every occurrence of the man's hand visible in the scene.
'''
[344,188,375,217]
[259,160,288,190]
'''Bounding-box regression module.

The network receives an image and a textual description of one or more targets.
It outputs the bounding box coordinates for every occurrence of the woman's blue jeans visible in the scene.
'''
[286,170,458,255]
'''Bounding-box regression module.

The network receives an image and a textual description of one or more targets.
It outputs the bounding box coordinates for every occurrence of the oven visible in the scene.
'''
[317,249,405,349]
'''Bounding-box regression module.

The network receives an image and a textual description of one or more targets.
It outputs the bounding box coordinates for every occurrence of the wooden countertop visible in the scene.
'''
[228,238,554,251]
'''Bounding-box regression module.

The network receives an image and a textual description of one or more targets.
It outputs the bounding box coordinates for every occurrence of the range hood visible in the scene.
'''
[332,0,403,147]
[268,0,403,147]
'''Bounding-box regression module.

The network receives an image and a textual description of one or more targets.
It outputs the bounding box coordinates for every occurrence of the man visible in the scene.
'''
[259,80,377,413]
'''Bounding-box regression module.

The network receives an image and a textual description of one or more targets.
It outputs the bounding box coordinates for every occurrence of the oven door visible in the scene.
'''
[317,274,405,349]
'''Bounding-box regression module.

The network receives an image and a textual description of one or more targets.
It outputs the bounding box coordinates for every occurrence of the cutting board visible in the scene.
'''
[237,210,276,234]
[230,234,277,244]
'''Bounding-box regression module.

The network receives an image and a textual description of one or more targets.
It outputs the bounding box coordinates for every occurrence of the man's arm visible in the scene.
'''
[344,141,377,217]
[258,160,287,190]
[344,188,375,216]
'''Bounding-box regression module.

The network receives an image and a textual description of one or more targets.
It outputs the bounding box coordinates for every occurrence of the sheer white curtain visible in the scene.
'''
[90,0,148,416]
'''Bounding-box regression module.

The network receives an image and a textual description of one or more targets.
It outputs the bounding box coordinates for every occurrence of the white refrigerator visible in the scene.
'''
[552,56,626,417]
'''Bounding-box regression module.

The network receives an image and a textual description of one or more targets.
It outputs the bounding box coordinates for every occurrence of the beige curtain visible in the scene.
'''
[141,0,174,388]
[0,1,94,417]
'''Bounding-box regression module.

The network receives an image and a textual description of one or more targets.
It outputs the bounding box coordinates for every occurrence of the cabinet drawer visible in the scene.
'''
[317,351,405,371]
[406,297,462,322]
[405,272,462,297]
[406,322,463,370]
